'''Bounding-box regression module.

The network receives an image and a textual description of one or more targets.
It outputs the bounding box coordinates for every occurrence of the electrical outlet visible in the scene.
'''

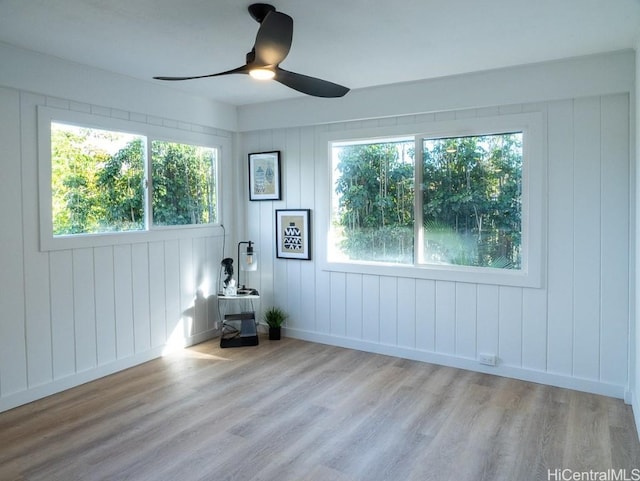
[478,353,497,366]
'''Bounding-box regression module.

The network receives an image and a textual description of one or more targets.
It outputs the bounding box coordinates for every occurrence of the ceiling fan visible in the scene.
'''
[154,3,350,98]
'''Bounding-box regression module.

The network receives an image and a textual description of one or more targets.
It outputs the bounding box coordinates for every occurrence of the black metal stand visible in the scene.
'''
[220,311,259,348]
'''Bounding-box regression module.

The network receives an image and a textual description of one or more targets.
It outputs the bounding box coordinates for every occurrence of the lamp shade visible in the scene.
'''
[240,246,258,271]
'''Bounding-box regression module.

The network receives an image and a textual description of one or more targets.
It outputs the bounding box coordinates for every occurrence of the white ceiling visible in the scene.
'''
[0,0,638,106]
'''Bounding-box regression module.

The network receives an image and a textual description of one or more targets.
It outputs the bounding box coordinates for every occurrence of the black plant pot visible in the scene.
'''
[268,326,281,340]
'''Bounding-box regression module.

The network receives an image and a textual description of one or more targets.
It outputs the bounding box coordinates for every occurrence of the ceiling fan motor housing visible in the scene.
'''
[248,3,276,23]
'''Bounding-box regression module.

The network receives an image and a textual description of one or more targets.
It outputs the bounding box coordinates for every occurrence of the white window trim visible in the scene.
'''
[318,111,546,288]
[38,106,229,251]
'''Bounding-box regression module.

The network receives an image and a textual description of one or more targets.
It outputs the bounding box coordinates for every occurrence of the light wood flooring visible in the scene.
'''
[1,337,639,481]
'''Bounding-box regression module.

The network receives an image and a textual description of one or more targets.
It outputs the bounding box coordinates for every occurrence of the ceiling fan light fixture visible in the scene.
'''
[249,68,275,80]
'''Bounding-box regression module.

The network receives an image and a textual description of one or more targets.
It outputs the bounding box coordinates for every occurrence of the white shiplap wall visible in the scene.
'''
[0,88,230,411]
[0,47,634,411]
[241,94,631,398]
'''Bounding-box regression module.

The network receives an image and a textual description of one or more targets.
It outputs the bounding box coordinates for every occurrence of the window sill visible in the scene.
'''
[40,224,222,252]
[322,259,543,289]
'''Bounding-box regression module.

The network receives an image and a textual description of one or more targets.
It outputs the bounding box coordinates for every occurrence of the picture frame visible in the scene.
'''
[248,151,281,201]
[276,209,311,260]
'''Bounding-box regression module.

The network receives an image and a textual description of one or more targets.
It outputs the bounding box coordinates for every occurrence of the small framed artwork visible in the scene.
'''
[276,209,311,260]
[248,151,281,201]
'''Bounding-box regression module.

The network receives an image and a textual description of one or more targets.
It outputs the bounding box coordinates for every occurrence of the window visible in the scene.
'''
[51,122,146,235]
[151,140,218,227]
[331,138,415,264]
[325,113,544,287]
[39,107,224,250]
[420,132,523,269]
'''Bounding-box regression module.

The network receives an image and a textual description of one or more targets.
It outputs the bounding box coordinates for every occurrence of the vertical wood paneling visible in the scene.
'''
[164,240,181,341]
[298,127,317,332]
[280,128,304,330]
[379,277,398,345]
[191,237,207,336]
[179,238,194,339]
[455,283,477,359]
[94,246,116,365]
[599,94,630,386]
[522,288,548,371]
[2,89,237,410]
[572,97,602,380]
[313,124,331,335]
[298,265,316,332]
[0,87,27,396]
[257,201,276,309]
[113,245,135,358]
[397,277,416,348]
[205,236,222,330]
[20,92,53,388]
[415,279,436,351]
[314,270,331,333]
[270,205,287,312]
[72,248,97,372]
[330,272,347,336]
[23,264,53,387]
[415,279,436,352]
[345,273,363,339]
[476,285,499,359]
[149,241,167,346]
[362,275,380,342]
[498,286,523,367]
[49,250,76,378]
[435,281,456,354]
[131,243,151,352]
[285,128,301,207]
[546,99,575,375]
[286,258,302,331]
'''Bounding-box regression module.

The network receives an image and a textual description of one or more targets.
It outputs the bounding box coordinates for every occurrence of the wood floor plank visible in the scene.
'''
[1,336,638,481]
[563,391,613,470]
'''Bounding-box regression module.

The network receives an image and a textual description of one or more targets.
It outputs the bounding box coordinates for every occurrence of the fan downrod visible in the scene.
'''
[248,3,276,23]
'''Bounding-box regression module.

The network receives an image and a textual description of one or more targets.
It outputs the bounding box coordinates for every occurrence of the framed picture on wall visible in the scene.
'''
[276,209,311,260]
[248,151,281,201]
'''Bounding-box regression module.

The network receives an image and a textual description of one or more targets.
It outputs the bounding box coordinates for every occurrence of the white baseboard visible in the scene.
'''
[284,328,626,400]
[0,329,220,413]
[1,327,628,414]
[0,347,164,413]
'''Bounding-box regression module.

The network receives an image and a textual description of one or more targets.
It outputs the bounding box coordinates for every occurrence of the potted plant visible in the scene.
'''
[263,306,288,340]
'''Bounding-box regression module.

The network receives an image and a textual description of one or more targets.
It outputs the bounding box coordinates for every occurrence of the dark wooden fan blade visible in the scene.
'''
[253,11,293,66]
[275,68,349,98]
[154,65,249,81]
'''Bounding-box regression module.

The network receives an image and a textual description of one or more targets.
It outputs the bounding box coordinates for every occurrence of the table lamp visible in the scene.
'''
[237,240,259,295]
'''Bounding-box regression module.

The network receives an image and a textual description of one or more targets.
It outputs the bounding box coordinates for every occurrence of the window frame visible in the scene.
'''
[38,106,227,251]
[320,112,545,288]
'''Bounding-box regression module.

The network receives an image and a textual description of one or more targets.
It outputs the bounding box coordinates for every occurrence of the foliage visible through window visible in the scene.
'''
[51,122,218,236]
[151,141,217,226]
[331,132,523,270]
[332,139,415,263]
[422,133,522,269]
[51,123,145,235]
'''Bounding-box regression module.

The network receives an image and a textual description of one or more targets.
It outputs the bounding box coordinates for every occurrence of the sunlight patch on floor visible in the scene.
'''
[172,349,231,361]
[162,318,230,361]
